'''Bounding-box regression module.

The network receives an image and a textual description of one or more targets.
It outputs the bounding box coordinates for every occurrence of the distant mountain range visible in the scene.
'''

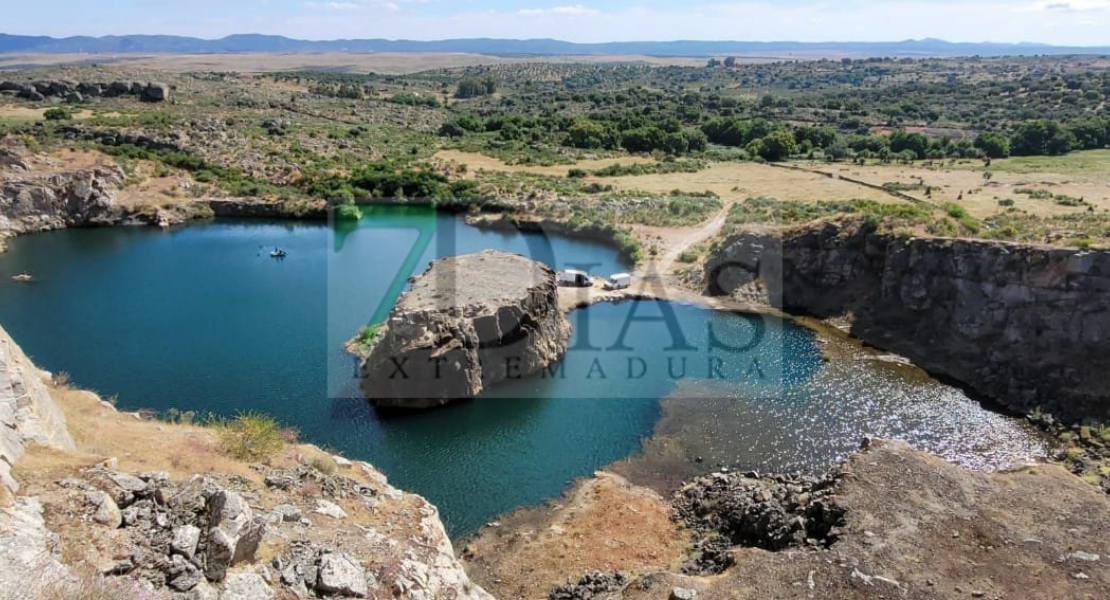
[1,34,1109,57]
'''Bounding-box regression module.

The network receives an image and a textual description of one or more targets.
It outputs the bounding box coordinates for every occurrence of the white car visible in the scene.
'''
[557,269,593,287]
[604,273,631,290]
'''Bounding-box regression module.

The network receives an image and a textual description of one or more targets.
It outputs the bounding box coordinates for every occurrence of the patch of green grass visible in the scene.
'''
[587,159,706,177]
[352,323,384,356]
[984,150,1110,176]
[678,245,706,263]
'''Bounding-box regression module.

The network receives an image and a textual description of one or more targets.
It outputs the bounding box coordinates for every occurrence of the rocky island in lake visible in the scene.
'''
[360,250,570,411]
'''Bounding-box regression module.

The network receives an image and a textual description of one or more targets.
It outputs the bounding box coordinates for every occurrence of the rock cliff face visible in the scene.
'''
[0,324,74,506]
[362,250,570,410]
[0,323,75,598]
[705,221,1110,421]
[0,164,124,239]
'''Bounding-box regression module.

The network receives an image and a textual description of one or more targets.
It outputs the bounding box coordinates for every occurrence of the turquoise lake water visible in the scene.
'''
[0,207,1046,536]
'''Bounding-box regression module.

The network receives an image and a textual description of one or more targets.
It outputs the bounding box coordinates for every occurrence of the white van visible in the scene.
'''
[557,269,593,287]
[604,273,631,290]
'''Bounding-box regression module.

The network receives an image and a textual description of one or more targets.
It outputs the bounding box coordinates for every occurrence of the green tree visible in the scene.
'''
[753,130,797,161]
[889,130,930,159]
[455,77,490,99]
[566,119,610,149]
[973,132,1011,158]
[1010,120,1077,156]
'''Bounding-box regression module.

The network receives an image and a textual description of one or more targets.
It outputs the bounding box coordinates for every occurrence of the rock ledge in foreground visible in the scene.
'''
[361,250,569,411]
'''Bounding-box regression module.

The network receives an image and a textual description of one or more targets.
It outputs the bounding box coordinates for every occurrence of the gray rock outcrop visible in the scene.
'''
[1,166,124,239]
[361,250,570,410]
[706,220,1110,421]
[0,79,170,102]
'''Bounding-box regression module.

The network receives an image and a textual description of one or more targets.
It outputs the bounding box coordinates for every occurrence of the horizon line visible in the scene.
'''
[2,32,1108,49]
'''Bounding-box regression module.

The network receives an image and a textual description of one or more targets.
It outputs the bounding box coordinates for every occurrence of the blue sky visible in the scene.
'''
[3,0,1108,45]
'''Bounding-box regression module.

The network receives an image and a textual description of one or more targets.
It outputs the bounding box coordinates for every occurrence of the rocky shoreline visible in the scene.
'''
[705,219,1110,423]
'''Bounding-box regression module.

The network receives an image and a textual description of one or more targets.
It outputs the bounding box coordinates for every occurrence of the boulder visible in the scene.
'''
[313,499,347,520]
[671,587,698,600]
[186,581,220,600]
[172,524,201,559]
[87,490,122,528]
[85,468,148,507]
[316,553,367,598]
[220,571,275,600]
[105,81,132,97]
[141,82,170,102]
[270,504,302,523]
[205,491,265,582]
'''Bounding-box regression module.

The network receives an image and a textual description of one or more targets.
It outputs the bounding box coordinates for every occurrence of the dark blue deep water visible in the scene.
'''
[0,207,1045,536]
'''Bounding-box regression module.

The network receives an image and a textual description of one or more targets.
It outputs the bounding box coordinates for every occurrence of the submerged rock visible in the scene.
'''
[361,250,570,411]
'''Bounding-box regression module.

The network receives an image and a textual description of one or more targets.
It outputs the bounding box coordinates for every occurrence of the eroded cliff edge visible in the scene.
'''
[361,250,570,411]
[0,321,493,600]
[705,220,1110,421]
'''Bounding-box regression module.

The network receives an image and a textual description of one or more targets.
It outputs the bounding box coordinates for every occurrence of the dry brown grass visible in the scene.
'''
[464,472,688,600]
[437,151,899,205]
[0,105,94,123]
[794,159,1110,219]
[29,565,175,600]
[34,385,269,483]
[0,53,710,74]
[434,149,658,176]
[595,161,897,203]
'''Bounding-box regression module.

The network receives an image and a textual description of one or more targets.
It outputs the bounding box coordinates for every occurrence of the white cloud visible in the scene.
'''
[517,5,600,17]
[304,0,402,11]
[305,1,359,10]
[1018,0,1110,11]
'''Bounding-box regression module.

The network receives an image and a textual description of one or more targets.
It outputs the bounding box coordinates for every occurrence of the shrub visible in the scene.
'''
[310,454,338,475]
[334,203,363,221]
[216,412,284,460]
[352,323,384,356]
[678,249,702,263]
[43,107,72,121]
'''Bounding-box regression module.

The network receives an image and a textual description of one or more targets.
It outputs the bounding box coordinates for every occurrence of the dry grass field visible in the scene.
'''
[437,150,899,203]
[796,153,1110,218]
[433,149,657,176]
[0,52,712,74]
[0,105,95,123]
